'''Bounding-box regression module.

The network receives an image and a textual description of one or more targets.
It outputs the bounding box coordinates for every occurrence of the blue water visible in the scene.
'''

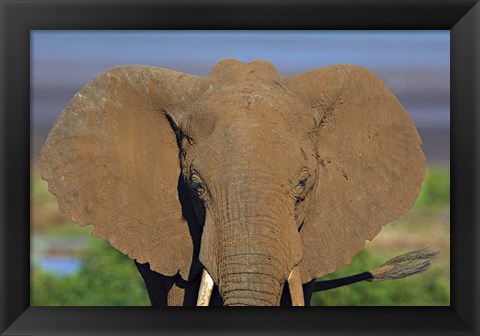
[33,235,87,276]
[39,256,82,275]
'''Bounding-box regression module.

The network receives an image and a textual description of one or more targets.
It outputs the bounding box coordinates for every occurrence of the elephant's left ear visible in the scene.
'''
[280,65,425,282]
[38,66,209,280]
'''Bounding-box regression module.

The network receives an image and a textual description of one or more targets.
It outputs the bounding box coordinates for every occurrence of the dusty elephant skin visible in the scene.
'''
[38,59,425,306]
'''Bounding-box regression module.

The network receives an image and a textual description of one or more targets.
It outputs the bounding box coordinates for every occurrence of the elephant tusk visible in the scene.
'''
[196,269,214,306]
[287,266,305,306]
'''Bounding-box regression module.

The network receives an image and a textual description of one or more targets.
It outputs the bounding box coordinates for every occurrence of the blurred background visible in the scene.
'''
[31,31,450,306]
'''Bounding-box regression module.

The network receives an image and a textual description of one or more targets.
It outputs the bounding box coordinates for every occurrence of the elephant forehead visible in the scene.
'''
[188,88,296,143]
[197,121,308,175]
[206,83,284,106]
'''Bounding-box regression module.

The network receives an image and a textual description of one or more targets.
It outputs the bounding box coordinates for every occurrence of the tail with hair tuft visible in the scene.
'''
[368,249,439,282]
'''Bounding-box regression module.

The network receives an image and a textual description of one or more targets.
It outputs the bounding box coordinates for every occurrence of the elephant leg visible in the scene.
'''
[134,261,224,306]
[135,261,176,306]
[173,276,224,306]
[302,280,317,306]
[279,280,316,306]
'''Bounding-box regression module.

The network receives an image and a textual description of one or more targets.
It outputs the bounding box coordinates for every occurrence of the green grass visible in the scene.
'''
[311,249,449,306]
[31,237,150,306]
[31,175,52,203]
[413,168,450,211]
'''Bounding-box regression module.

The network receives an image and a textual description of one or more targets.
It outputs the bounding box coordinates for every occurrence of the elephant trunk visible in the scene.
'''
[198,177,304,306]
[216,215,296,306]
[220,254,284,306]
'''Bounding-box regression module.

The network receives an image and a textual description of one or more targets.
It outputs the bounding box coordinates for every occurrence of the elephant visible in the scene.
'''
[38,58,426,306]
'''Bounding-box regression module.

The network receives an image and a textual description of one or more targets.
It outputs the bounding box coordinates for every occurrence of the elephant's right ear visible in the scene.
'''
[38,66,209,280]
[280,65,425,282]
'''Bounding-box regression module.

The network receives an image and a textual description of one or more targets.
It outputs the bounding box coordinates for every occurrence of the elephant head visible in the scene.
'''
[38,59,425,306]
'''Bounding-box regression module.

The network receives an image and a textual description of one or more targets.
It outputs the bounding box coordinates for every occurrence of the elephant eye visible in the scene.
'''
[191,181,205,197]
[295,177,308,195]
[190,173,205,197]
[298,176,308,188]
[294,170,311,199]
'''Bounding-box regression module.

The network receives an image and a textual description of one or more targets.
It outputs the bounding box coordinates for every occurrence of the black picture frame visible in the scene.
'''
[1,1,478,335]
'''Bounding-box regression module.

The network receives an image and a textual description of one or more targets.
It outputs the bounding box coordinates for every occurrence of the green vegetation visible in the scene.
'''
[31,168,450,306]
[413,168,450,211]
[311,249,449,306]
[31,236,150,306]
[31,174,52,202]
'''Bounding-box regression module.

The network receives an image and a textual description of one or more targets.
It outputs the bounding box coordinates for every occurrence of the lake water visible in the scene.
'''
[32,235,87,276]
[39,256,82,275]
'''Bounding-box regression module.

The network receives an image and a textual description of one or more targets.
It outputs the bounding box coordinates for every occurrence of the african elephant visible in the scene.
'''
[38,59,425,306]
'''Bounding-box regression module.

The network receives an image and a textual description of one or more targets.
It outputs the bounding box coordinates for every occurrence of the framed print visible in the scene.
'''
[29,30,450,309]
[1,1,479,335]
